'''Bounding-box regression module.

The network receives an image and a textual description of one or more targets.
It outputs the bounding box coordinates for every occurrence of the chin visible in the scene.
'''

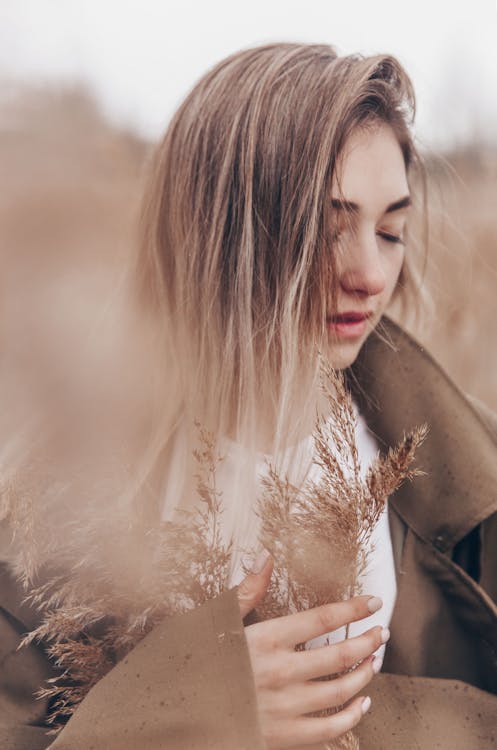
[324,337,367,370]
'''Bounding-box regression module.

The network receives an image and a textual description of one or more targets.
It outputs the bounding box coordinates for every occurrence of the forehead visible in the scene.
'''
[331,123,409,215]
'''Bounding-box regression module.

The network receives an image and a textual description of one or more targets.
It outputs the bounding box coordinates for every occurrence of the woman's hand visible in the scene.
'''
[237,552,389,750]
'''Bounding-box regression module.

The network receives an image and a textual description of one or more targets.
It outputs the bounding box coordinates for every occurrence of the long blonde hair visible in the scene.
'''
[131,43,426,565]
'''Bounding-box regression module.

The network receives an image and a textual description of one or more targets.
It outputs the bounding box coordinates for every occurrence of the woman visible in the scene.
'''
[1,43,496,750]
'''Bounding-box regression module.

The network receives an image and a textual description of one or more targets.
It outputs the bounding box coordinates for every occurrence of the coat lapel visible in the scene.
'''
[351,317,497,691]
[350,316,497,550]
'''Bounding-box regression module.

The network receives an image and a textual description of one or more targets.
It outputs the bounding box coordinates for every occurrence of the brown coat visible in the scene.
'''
[1,318,496,749]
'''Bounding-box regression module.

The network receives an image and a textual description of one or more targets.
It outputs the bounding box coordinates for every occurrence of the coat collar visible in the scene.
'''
[350,317,497,550]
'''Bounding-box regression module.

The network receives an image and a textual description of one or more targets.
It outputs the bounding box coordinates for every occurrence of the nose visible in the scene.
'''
[338,230,386,298]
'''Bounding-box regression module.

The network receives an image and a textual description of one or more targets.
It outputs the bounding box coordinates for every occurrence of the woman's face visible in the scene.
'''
[326,123,412,369]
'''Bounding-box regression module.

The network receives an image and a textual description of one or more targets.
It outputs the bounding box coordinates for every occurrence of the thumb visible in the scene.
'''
[237,549,273,619]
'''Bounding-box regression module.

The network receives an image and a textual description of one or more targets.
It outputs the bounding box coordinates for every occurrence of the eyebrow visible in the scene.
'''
[331,194,412,215]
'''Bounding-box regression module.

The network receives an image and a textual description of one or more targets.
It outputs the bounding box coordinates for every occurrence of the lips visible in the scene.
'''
[328,311,372,324]
[326,311,373,340]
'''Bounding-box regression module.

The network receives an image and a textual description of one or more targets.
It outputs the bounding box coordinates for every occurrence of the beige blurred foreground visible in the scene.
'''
[1,85,496,419]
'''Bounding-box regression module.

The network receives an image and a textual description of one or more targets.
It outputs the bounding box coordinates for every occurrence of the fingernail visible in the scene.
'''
[372,656,383,674]
[380,627,390,644]
[361,696,372,715]
[250,548,271,574]
[367,596,383,614]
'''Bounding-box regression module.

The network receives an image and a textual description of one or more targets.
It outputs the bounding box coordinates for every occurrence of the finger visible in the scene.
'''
[277,654,378,717]
[236,550,273,619]
[272,694,370,748]
[270,595,383,648]
[263,655,375,719]
[268,696,371,750]
[291,625,390,682]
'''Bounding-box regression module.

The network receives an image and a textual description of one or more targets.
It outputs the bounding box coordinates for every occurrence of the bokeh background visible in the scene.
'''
[1,0,496,411]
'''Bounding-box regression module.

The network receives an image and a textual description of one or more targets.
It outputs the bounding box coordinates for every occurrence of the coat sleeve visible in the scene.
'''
[0,560,56,750]
[0,561,265,750]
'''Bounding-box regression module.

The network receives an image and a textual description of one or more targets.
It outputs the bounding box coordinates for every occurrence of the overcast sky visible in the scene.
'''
[1,0,496,149]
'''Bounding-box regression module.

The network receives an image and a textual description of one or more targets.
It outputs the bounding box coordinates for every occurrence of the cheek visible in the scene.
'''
[382,251,405,305]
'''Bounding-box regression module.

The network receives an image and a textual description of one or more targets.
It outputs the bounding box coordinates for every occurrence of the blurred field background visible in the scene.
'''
[1,85,496,414]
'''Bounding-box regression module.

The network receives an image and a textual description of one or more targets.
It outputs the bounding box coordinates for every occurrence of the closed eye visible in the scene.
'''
[331,228,405,245]
[377,231,404,245]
